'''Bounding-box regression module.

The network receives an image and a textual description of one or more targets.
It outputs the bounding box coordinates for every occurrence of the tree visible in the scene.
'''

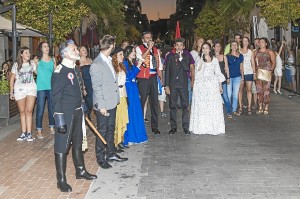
[218,0,257,34]
[194,5,225,40]
[126,25,141,44]
[76,0,126,43]
[257,0,300,28]
[7,0,89,44]
[102,13,126,44]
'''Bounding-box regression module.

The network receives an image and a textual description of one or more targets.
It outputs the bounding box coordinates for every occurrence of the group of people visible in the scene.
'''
[4,30,295,192]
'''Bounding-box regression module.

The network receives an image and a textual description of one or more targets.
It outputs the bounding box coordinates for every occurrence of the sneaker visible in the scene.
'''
[36,131,44,139]
[227,114,233,119]
[26,133,35,142]
[160,112,167,117]
[50,128,55,135]
[17,133,27,141]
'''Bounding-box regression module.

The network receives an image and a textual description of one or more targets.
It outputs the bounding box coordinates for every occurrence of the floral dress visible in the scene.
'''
[189,57,225,135]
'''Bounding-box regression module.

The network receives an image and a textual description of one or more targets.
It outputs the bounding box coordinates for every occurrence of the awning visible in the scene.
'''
[0,15,45,37]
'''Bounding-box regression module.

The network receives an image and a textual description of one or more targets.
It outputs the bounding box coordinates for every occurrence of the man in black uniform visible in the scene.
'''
[51,40,97,192]
[165,38,191,135]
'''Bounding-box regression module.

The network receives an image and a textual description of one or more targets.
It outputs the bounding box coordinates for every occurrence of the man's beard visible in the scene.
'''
[68,51,80,60]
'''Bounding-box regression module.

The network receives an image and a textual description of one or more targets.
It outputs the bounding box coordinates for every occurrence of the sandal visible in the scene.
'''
[233,112,241,116]
[247,107,252,115]
[263,105,269,115]
[238,108,242,114]
[256,105,263,114]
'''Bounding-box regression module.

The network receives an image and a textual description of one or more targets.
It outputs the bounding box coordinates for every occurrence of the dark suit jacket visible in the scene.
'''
[165,52,190,91]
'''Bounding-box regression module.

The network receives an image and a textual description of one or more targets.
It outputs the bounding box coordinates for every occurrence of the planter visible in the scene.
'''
[0,94,9,125]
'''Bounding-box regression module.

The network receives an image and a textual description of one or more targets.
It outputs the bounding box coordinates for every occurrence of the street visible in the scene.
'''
[1,90,300,199]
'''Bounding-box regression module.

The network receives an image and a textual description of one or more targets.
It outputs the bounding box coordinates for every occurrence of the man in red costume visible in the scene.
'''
[136,31,162,134]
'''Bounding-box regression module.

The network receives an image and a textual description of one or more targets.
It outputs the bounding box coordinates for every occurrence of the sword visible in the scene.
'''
[85,117,107,145]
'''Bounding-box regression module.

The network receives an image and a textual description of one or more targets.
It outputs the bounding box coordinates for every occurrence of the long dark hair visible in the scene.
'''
[259,37,270,49]
[124,46,135,67]
[229,41,239,55]
[201,42,214,62]
[241,37,250,49]
[16,46,30,71]
[36,41,52,60]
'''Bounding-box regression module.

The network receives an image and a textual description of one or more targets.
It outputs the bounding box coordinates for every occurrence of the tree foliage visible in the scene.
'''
[257,0,300,28]
[102,13,126,45]
[7,0,89,44]
[126,25,141,44]
[194,5,225,40]
[77,0,126,43]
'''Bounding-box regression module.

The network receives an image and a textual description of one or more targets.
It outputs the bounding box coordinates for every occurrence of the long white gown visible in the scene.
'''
[189,57,226,135]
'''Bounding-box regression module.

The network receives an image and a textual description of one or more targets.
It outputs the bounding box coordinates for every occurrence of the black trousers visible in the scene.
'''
[169,84,189,129]
[95,107,117,162]
[137,75,159,129]
[54,109,83,154]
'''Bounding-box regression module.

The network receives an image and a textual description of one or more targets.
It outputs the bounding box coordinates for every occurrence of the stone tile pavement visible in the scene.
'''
[0,116,99,199]
[1,89,300,199]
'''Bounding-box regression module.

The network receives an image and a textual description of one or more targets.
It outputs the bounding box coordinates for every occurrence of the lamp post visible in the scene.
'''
[48,11,53,50]
[0,3,17,62]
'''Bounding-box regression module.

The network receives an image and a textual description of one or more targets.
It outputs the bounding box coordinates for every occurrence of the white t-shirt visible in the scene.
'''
[190,50,200,64]
[11,61,36,89]
[241,49,253,75]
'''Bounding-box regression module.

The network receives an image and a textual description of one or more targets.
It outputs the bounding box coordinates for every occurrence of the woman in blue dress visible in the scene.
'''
[123,46,148,145]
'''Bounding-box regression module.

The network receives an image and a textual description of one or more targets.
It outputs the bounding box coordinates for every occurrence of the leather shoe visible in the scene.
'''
[169,128,177,134]
[152,128,161,134]
[184,128,190,134]
[116,148,124,153]
[98,160,112,169]
[107,154,128,162]
[118,143,129,149]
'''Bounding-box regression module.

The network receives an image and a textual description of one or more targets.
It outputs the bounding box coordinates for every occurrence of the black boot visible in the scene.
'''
[55,153,72,192]
[72,147,97,180]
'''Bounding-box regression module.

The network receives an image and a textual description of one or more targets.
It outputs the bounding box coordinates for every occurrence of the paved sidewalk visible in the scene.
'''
[0,116,99,199]
[1,90,300,199]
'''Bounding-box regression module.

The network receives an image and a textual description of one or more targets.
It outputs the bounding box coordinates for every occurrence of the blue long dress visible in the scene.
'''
[80,65,93,119]
[123,60,148,145]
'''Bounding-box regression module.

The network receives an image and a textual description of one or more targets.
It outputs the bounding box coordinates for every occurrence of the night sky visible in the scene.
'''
[140,0,176,20]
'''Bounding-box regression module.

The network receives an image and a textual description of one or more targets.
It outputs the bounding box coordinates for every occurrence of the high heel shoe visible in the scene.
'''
[256,105,263,114]
[277,90,282,94]
[273,89,277,94]
[263,105,269,115]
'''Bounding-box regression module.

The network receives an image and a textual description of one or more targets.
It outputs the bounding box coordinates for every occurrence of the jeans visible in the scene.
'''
[36,90,55,131]
[227,76,241,113]
[221,82,231,114]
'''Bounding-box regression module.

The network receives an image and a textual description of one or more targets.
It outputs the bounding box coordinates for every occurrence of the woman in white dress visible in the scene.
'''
[189,42,226,135]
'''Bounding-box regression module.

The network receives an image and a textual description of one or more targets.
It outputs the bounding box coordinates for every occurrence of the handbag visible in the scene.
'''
[257,68,272,81]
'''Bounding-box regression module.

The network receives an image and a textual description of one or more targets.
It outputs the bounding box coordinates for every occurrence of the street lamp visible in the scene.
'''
[190,6,194,15]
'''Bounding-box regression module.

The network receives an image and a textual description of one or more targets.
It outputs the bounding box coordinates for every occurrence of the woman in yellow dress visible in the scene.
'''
[111,47,129,151]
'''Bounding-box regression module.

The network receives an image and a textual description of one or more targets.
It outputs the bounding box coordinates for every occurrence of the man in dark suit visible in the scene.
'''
[90,35,128,169]
[52,40,97,192]
[165,38,191,135]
